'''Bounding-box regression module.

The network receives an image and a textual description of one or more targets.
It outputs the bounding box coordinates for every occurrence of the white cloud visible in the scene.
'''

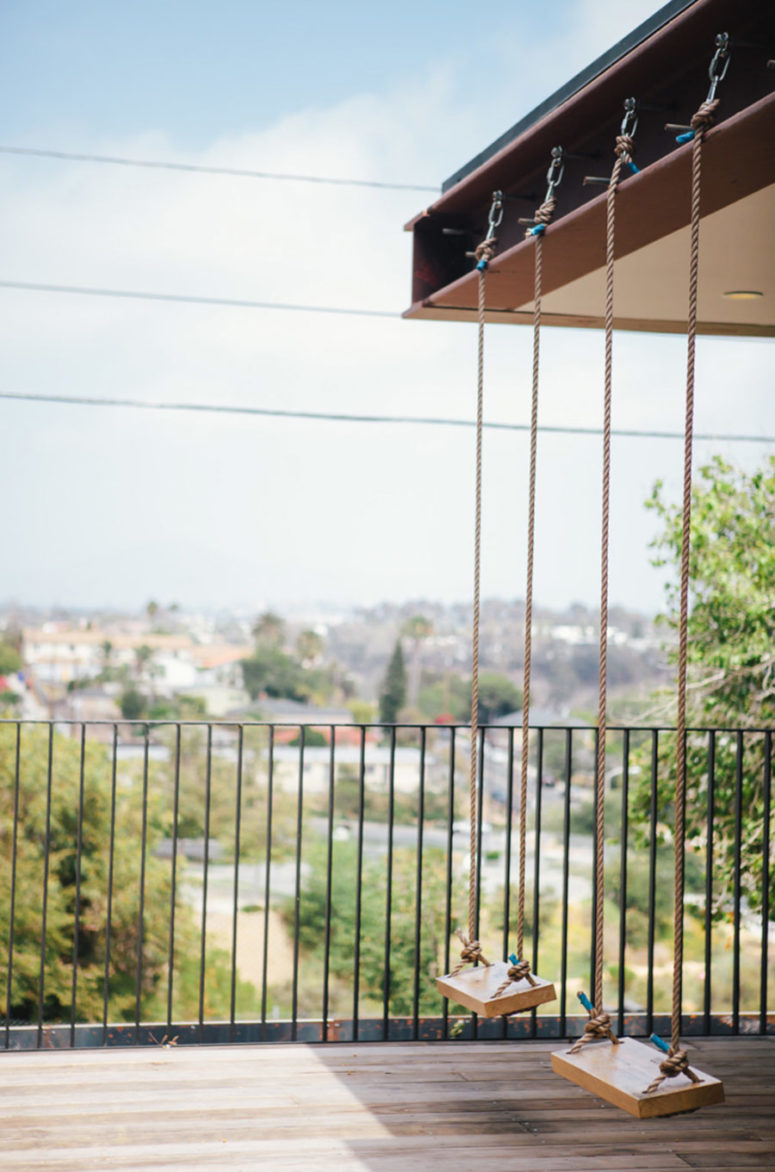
[0,32,771,614]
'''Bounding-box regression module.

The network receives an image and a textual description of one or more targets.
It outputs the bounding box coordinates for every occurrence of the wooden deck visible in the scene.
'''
[2,1037,774,1170]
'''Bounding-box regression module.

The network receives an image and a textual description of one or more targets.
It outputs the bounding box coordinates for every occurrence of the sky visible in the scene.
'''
[0,0,771,617]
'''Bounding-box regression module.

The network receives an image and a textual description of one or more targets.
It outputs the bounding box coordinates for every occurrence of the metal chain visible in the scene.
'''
[468,266,486,942]
[517,232,542,962]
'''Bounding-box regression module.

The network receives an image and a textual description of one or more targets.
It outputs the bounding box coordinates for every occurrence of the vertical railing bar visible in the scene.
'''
[352,726,366,1041]
[166,723,181,1035]
[322,727,336,1042]
[260,727,275,1039]
[760,731,771,1036]
[732,729,743,1034]
[134,727,150,1043]
[229,725,244,1039]
[291,725,305,1042]
[70,723,87,1047]
[101,724,119,1045]
[5,723,21,1050]
[703,730,715,1032]
[502,726,515,1039]
[589,727,599,1002]
[198,724,213,1043]
[646,729,658,1035]
[412,727,426,1040]
[559,728,572,1035]
[37,724,54,1049]
[617,730,629,1036]
[382,725,396,1042]
[530,727,544,1038]
[442,727,456,1040]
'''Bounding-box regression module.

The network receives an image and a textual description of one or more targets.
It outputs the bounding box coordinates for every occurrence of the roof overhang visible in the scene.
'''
[404,0,775,336]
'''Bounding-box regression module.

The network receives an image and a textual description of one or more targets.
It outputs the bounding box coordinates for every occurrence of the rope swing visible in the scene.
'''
[552,36,729,1118]
[643,32,730,1100]
[435,169,561,1018]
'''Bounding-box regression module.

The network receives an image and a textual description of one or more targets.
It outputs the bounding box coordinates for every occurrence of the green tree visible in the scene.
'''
[286,842,448,1016]
[252,611,286,650]
[477,673,522,724]
[402,615,433,708]
[120,688,146,720]
[295,628,324,666]
[633,457,775,918]
[379,640,407,724]
[0,641,21,676]
[241,646,310,702]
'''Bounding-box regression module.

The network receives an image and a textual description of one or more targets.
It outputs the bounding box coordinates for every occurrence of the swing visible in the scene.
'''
[435,163,563,1020]
[551,40,730,1118]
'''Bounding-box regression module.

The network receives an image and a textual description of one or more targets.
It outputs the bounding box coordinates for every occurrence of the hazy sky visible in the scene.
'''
[0,1,771,616]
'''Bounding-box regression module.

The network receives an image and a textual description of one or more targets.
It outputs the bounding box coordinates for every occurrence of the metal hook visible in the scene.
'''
[707,32,731,103]
[484,190,504,242]
[620,97,638,138]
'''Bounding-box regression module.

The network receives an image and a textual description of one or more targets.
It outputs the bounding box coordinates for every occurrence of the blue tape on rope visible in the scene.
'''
[650,1033,670,1053]
[577,991,594,1013]
[676,130,695,144]
[529,224,546,237]
[476,258,488,271]
[627,161,640,174]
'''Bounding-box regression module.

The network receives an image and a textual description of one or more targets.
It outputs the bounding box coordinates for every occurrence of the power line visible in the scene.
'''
[1,390,771,444]
[0,279,398,319]
[0,144,438,194]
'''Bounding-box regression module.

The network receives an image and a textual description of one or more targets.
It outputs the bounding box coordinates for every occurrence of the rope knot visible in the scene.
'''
[508,960,532,983]
[690,98,719,134]
[566,1002,621,1054]
[644,1046,702,1095]
[615,134,634,162]
[474,239,496,269]
[525,196,557,237]
[460,939,487,965]
[448,930,491,976]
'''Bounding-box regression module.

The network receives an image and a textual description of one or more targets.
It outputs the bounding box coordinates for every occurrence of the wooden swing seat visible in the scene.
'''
[436,962,556,1018]
[551,1036,724,1118]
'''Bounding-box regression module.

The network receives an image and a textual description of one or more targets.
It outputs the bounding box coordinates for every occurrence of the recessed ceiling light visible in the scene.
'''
[723,290,764,300]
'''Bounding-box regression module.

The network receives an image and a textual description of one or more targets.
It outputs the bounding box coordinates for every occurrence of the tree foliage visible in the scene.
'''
[633,457,775,918]
[379,640,407,724]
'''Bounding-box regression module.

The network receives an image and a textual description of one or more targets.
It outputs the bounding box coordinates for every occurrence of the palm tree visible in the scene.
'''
[401,615,434,709]
[251,611,286,650]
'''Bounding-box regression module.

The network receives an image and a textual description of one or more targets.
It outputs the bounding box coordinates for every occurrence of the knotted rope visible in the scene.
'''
[492,959,537,1000]
[524,195,557,237]
[474,238,497,269]
[513,185,558,978]
[690,97,719,134]
[449,929,491,978]
[645,1046,703,1096]
[567,1004,620,1054]
[642,90,714,1098]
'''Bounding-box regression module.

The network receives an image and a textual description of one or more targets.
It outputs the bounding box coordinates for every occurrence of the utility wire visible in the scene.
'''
[0,279,398,319]
[1,390,770,444]
[0,144,438,194]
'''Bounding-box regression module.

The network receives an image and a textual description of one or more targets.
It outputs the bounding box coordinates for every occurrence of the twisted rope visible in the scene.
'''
[524,195,557,237]
[449,929,491,977]
[645,1046,703,1095]
[672,100,707,1054]
[592,145,626,1012]
[465,266,486,947]
[567,1005,620,1054]
[492,959,537,1000]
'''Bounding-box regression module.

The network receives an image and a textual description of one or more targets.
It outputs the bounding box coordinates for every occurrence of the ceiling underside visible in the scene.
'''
[405,93,775,335]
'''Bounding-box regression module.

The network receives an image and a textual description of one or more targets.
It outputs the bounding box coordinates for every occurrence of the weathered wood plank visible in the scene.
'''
[0,1038,773,1171]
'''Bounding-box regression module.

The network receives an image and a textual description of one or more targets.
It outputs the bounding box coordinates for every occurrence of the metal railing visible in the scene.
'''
[0,720,772,1049]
